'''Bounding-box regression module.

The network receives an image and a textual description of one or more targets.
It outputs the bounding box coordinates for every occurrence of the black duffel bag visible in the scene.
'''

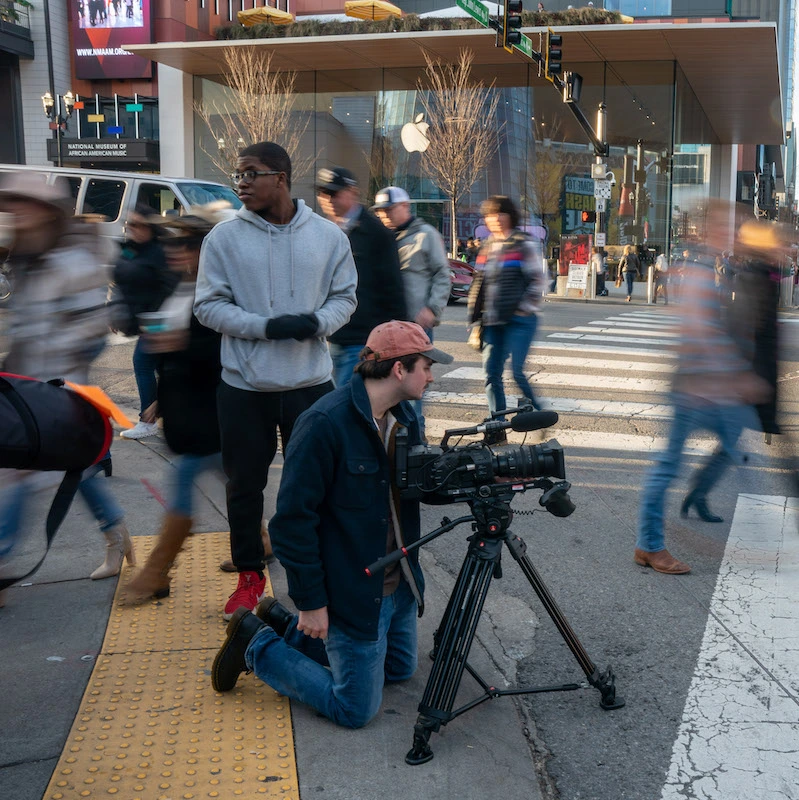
[0,373,113,591]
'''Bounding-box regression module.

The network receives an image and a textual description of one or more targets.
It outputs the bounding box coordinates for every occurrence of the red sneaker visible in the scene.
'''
[223,571,266,620]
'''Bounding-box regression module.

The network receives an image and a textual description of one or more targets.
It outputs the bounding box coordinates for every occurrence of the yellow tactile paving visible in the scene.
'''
[43,532,299,800]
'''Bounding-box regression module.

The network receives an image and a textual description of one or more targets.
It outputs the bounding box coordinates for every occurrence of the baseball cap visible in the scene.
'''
[362,320,453,365]
[371,186,411,210]
[316,166,358,193]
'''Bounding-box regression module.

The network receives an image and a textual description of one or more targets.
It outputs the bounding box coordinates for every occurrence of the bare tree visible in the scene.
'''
[194,47,310,180]
[417,49,502,256]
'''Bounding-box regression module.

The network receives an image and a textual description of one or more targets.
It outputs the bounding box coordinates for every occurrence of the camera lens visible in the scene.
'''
[493,442,565,480]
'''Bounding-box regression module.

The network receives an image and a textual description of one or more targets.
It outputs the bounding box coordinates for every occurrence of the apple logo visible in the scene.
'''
[401,113,430,153]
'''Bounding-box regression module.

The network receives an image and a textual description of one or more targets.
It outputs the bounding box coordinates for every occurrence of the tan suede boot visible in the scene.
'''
[90,522,136,580]
[123,513,192,603]
[219,521,274,572]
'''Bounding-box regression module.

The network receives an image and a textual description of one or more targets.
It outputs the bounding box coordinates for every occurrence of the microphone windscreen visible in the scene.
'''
[510,410,559,432]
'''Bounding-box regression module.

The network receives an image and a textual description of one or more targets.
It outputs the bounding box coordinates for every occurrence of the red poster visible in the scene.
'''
[73,0,153,80]
[559,234,591,276]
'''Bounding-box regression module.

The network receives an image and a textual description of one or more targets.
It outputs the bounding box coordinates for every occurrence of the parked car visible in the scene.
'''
[0,164,241,242]
[448,258,475,303]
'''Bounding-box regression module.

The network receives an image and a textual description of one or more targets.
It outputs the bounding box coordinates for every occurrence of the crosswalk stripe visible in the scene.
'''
[426,391,673,419]
[549,333,678,347]
[569,326,680,338]
[530,355,674,373]
[423,418,714,454]
[441,367,670,393]
[535,341,677,359]
[661,494,799,799]
[621,311,682,321]
[586,319,678,330]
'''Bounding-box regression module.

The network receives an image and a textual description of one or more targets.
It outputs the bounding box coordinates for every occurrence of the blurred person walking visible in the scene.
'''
[315,167,406,387]
[466,196,545,434]
[372,186,451,432]
[653,251,669,305]
[619,244,640,302]
[0,171,135,584]
[123,207,229,603]
[635,211,771,575]
[194,142,357,619]
[112,205,179,440]
[591,246,608,296]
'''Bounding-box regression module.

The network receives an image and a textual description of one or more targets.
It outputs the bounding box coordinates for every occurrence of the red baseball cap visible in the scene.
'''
[362,320,453,364]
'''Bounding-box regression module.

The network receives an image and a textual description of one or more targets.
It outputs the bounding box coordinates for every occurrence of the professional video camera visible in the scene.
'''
[394,407,574,517]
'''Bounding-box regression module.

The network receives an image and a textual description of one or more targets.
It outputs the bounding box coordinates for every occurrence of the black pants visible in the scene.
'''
[218,380,334,572]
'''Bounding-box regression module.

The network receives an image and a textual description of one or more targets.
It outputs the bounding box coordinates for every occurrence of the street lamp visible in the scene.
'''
[42,90,76,167]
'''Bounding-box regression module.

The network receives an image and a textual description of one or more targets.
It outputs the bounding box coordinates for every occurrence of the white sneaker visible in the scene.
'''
[120,421,160,440]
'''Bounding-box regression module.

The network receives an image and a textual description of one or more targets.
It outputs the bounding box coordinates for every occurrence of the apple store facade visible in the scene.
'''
[134,22,783,258]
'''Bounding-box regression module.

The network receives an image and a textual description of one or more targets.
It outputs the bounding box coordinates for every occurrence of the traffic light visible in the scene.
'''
[545,29,562,79]
[503,0,523,52]
[562,70,582,103]
[581,210,596,224]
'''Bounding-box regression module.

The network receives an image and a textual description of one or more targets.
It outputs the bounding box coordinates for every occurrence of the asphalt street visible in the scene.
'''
[2,287,799,799]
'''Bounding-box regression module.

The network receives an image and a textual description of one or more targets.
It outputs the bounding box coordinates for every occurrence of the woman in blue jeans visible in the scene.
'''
[467,196,545,432]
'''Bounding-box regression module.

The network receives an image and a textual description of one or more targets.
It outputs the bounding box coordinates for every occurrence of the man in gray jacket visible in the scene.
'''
[194,142,357,619]
[372,186,451,430]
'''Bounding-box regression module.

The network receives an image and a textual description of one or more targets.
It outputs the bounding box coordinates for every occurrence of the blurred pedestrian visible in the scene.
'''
[315,167,406,387]
[635,207,771,575]
[619,244,640,302]
[653,251,669,305]
[0,171,134,584]
[194,141,357,619]
[123,206,230,604]
[372,186,451,434]
[467,196,545,435]
[591,246,607,296]
[112,205,179,440]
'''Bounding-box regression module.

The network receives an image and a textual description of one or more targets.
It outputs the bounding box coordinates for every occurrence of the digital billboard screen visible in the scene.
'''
[73,0,154,80]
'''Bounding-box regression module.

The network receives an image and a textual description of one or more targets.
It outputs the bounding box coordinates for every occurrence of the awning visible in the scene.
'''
[237,6,294,26]
[127,22,784,145]
[344,0,402,21]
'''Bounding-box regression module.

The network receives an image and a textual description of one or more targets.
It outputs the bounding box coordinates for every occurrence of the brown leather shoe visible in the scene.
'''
[633,548,691,574]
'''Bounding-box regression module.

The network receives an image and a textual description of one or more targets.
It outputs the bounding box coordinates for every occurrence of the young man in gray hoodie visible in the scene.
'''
[194,142,357,619]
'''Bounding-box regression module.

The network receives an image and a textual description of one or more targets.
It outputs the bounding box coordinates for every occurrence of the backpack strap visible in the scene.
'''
[0,469,82,592]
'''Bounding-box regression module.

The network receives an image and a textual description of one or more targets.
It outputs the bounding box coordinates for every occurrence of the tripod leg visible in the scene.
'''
[506,534,625,711]
[406,537,502,765]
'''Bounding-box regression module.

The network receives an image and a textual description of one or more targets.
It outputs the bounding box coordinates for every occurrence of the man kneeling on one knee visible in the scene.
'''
[212,320,453,727]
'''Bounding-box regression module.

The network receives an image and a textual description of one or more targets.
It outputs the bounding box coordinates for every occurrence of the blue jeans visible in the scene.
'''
[329,342,363,388]
[170,453,223,516]
[624,271,635,298]
[132,338,158,416]
[482,315,539,416]
[0,467,125,558]
[245,579,418,728]
[637,397,758,553]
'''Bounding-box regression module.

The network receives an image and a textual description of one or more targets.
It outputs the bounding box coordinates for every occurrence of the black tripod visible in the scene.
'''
[394,493,624,765]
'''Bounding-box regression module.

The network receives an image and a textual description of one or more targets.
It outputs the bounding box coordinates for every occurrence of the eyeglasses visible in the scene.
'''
[230,170,282,185]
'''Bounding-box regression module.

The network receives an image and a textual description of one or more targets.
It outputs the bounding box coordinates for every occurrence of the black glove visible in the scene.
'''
[265,313,319,341]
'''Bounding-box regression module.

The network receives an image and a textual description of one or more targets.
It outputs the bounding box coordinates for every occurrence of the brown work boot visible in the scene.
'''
[219,521,274,572]
[123,513,192,603]
[633,548,691,575]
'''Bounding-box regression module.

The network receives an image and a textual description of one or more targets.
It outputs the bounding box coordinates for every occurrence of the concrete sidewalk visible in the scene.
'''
[0,354,545,799]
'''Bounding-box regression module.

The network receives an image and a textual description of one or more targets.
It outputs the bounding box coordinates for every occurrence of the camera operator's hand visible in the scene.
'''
[297,607,328,639]
[265,313,319,341]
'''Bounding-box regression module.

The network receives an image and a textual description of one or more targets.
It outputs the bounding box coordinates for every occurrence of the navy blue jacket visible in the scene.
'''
[269,373,425,641]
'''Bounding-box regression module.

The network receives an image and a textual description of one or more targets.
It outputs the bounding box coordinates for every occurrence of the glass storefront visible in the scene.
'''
[192,54,715,262]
